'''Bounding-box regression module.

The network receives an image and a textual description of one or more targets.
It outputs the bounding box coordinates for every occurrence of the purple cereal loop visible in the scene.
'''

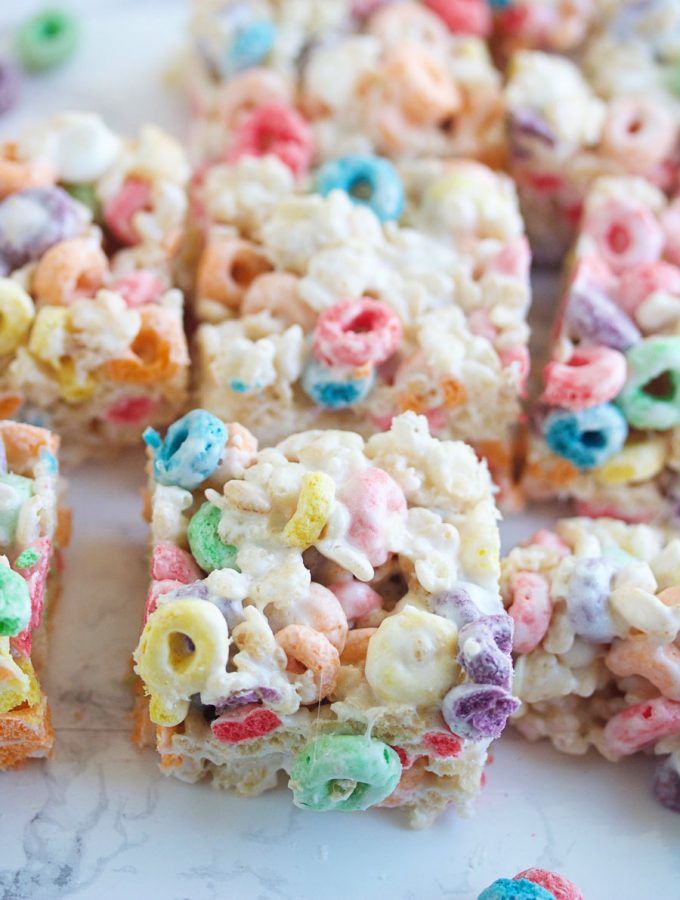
[509,109,556,146]
[165,581,245,630]
[457,619,512,689]
[441,682,520,741]
[482,613,514,655]
[215,686,281,713]
[428,586,481,628]
[653,755,680,813]
[0,186,86,270]
[565,557,616,643]
[565,286,641,351]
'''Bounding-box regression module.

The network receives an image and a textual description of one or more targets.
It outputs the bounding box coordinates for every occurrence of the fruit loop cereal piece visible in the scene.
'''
[227,104,314,177]
[193,155,531,511]
[134,409,515,827]
[185,0,506,167]
[0,112,190,460]
[478,867,583,900]
[524,176,680,521]
[0,420,67,769]
[15,9,79,73]
[502,516,680,814]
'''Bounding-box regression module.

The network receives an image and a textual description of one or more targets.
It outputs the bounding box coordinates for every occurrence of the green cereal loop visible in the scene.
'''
[63,183,101,221]
[289,735,402,812]
[0,565,31,636]
[616,337,680,430]
[14,548,40,570]
[15,9,79,73]
[187,502,238,574]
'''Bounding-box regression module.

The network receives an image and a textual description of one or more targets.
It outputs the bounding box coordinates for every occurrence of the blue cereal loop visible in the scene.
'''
[144,410,227,491]
[543,403,628,471]
[302,357,375,410]
[315,155,405,222]
[38,448,58,475]
[227,20,276,73]
[478,878,554,900]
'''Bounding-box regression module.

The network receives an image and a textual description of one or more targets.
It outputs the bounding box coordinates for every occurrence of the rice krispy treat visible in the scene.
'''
[502,517,680,815]
[192,153,531,507]
[0,420,69,769]
[187,0,505,168]
[0,112,190,459]
[523,176,680,523]
[133,408,518,827]
[504,51,680,263]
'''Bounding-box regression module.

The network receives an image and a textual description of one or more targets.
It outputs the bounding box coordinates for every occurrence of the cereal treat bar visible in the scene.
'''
[504,49,680,262]
[133,408,518,827]
[524,176,680,522]
[0,112,190,458]
[192,153,531,507]
[479,868,583,900]
[502,517,680,815]
[0,421,68,768]
[187,0,505,168]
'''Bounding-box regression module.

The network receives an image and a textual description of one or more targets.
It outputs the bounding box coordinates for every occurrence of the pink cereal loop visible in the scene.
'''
[509,571,552,655]
[226,103,314,177]
[602,697,680,758]
[582,198,663,272]
[217,68,293,131]
[103,178,153,247]
[542,346,627,411]
[601,96,677,173]
[424,0,492,37]
[529,529,570,558]
[606,637,680,702]
[105,395,157,425]
[275,624,340,703]
[114,271,165,307]
[151,541,202,584]
[144,579,183,623]
[341,467,407,567]
[313,297,402,368]
[616,261,680,317]
[328,580,383,623]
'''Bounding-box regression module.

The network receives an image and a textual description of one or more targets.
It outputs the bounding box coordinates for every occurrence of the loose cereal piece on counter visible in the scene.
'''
[133,408,517,827]
[15,9,80,73]
[186,0,506,167]
[0,112,190,460]
[524,176,680,523]
[191,153,531,510]
[0,419,67,769]
[501,516,680,815]
[478,867,583,900]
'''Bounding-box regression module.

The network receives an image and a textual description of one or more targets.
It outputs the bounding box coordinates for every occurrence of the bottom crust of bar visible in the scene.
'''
[133,695,488,829]
[0,693,54,769]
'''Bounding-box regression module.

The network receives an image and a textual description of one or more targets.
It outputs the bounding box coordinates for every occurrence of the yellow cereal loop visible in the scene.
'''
[283,471,335,549]
[56,358,96,403]
[425,168,495,210]
[134,598,230,727]
[594,438,668,486]
[365,605,458,706]
[0,278,34,356]
[0,648,40,714]
[28,305,70,363]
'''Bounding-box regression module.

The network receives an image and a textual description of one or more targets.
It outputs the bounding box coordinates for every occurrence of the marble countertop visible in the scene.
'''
[0,3,678,898]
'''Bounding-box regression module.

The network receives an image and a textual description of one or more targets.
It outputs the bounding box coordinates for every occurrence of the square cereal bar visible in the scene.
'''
[187,0,505,168]
[502,517,680,814]
[0,421,68,769]
[192,154,531,507]
[523,176,680,522]
[134,409,518,827]
[0,113,190,459]
[504,46,680,262]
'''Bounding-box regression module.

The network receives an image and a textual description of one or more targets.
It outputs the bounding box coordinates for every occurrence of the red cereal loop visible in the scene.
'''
[151,542,202,584]
[211,707,282,744]
[313,297,402,368]
[104,178,153,246]
[226,103,314,177]
[424,0,491,38]
[514,868,584,900]
[390,745,415,769]
[423,731,462,757]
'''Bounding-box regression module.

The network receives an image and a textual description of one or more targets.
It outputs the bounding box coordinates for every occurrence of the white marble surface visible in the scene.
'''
[0,3,679,898]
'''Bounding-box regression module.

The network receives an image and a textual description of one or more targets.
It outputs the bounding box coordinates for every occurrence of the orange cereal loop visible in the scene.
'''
[524,455,579,490]
[397,391,428,415]
[275,624,340,703]
[0,393,23,420]
[0,157,55,198]
[0,421,59,471]
[101,306,188,385]
[340,628,377,666]
[441,377,468,408]
[196,233,273,309]
[382,44,461,126]
[32,238,108,306]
